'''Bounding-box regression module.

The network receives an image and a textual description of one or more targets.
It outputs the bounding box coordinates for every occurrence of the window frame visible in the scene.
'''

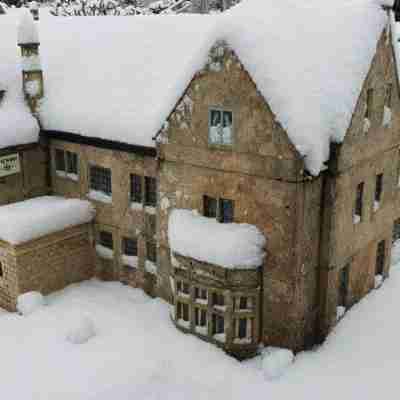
[130,174,143,204]
[208,107,234,148]
[365,88,374,120]
[122,237,138,257]
[354,182,364,223]
[144,176,157,208]
[54,149,79,180]
[375,173,383,205]
[203,195,234,223]
[90,165,112,196]
[376,240,386,276]
[99,231,113,250]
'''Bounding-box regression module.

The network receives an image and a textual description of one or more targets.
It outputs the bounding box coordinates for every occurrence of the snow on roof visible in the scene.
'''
[18,9,39,44]
[37,0,386,174]
[0,12,39,150]
[0,196,95,245]
[168,209,266,269]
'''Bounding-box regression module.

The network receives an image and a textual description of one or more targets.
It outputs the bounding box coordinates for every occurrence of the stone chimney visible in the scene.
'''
[17,11,43,116]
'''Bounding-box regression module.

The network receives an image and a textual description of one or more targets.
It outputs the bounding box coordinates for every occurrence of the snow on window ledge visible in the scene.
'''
[130,202,143,211]
[195,326,208,336]
[88,190,112,204]
[177,319,190,329]
[363,118,371,133]
[195,298,208,306]
[213,333,226,343]
[213,305,227,312]
[233,337,252,345]
[375,274,383,289]
[145,206,156,215]
[145,261,157,275]
[56,171,79,182]
[96,244,114,260]
[353,214,361,225]
[373,201,381,212]
[336,306,346,321]
[121,255,138,269]
[67,173,79,182]
[177,291,190,299]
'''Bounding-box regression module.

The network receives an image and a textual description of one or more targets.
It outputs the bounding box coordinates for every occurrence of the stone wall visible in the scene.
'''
[158,43,321,351]
[319,29,400,336]
[0,143,48,206]
[0,224,94,311]
[49,139,157,294]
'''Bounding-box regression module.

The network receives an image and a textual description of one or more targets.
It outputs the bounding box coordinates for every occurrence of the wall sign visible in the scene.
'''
[0,154,21,178]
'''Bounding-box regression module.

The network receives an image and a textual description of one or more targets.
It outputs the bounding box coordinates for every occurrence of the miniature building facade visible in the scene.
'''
[1,3,400,358]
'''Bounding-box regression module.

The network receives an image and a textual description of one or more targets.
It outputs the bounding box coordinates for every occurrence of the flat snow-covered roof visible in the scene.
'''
[0,196,95,245]
[0,12,39,150]
[168,209,266,269]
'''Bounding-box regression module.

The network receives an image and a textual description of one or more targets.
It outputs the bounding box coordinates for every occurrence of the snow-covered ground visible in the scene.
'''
[1,249,400,399]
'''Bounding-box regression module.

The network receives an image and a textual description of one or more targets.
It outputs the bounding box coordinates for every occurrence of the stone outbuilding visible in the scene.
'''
[0,196,95,311]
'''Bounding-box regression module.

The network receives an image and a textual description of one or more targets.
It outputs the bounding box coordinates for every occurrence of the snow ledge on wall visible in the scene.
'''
[168,209,266,269]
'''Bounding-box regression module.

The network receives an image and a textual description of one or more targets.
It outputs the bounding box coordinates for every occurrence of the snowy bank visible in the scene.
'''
[0,196,95,244]
[168,209,266,269]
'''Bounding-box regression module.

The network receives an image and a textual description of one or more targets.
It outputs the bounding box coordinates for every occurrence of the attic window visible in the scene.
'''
[209,108,233,146]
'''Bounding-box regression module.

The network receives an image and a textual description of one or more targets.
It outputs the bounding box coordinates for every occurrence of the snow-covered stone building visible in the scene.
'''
[1,0,399,357]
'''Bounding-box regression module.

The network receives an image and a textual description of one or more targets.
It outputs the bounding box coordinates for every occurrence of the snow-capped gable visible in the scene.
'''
[38,0,387,174]
[0,14,39,149]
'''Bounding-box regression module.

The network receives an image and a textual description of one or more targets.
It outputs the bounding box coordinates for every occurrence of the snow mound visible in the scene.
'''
[18,9,39,44]
[0,196,95,245]
[168,209,266,269]
[66,315,96,344]
[261,347,294,380]
[17,291,45,316]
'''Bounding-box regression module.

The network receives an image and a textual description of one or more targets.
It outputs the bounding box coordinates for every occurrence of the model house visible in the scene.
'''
[0,0,398,358]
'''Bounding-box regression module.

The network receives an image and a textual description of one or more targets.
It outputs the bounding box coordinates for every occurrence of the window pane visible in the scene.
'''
[90,166,112,195]
[222,111,233,145]
[355,182,364,219]
[219,198,234,223]
[209,109,222,144]
[145,176,157,207]
[130,174,142,203]
[338,265,349,308]
[123,237,137,256]
[55,149,65,172]
[99,231,113,250]
[238,318,247,339]
[66,151,78,175]
[183,304,189,321]
[203,195,217,218]
[376,240,385,276]
[393,219,400,243]
[239,297,247,310]
[386,84,392,107]
[375,174,383,203]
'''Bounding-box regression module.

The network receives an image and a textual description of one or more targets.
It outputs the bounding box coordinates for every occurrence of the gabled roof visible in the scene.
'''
[0,12,39,150]
[25,1,390,174]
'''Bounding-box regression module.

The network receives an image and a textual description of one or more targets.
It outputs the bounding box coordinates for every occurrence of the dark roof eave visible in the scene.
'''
[41,130,157,158]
